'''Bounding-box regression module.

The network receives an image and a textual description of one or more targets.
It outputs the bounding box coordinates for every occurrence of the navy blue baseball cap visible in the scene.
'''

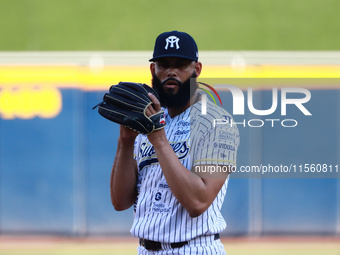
[149,31,199,62]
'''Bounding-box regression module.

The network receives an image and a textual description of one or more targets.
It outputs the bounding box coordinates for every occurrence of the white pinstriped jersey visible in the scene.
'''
[131,98,240,243]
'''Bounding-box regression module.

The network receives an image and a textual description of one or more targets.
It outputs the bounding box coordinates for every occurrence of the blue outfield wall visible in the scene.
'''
[0,87,339,236]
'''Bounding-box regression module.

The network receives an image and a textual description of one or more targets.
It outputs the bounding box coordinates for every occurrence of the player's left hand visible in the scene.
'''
[146,92,162,116]
[146,93,167,145]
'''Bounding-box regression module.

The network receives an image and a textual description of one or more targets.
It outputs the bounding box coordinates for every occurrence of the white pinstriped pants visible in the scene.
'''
[137,234,227,255]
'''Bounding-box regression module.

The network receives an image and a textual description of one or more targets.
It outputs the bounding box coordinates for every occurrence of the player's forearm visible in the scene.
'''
[151,137,215,217]
[110,138,137,211]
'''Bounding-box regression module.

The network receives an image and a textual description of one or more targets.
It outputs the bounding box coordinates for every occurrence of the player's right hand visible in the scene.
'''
[119,125,139,141]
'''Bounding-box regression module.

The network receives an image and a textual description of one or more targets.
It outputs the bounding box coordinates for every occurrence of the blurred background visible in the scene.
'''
[0,0,339,246]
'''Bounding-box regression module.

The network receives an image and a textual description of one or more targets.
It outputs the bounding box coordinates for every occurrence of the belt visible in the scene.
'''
[139,233,220,251]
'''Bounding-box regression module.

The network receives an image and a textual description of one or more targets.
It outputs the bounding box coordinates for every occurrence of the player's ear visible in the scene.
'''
[150,63,155,75]
[194,61,202,77]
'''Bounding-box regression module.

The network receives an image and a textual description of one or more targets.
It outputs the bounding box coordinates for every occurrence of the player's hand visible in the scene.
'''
[119,125,139,142]
[146,92,162,116]
[146,93,167,145]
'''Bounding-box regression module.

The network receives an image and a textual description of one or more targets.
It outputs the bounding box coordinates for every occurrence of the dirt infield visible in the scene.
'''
[0,235,339,255]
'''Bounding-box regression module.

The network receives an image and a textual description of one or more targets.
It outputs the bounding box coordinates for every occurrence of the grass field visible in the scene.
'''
[0,237,339,255]
[1,0,340,50]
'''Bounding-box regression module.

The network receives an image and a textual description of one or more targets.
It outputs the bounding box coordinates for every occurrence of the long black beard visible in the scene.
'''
[152,72,198,108]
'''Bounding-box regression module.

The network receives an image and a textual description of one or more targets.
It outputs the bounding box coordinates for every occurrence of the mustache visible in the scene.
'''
[161,77,183,86]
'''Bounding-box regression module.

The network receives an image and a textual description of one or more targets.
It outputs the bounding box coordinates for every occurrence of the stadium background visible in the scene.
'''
[0,0,339,254]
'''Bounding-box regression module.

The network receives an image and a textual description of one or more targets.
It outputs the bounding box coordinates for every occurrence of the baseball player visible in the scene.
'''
[110,31,240,254]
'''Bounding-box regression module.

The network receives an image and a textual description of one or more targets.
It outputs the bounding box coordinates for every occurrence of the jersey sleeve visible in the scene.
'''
[133,134,142,161]
[192,110,240,167]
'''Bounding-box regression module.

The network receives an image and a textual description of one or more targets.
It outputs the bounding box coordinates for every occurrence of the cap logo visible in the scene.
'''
[165,36,180,50]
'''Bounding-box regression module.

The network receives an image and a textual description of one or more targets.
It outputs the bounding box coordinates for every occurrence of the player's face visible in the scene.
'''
[152,71,197,108]
[150,57,202,108]
[151,57,200,91]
